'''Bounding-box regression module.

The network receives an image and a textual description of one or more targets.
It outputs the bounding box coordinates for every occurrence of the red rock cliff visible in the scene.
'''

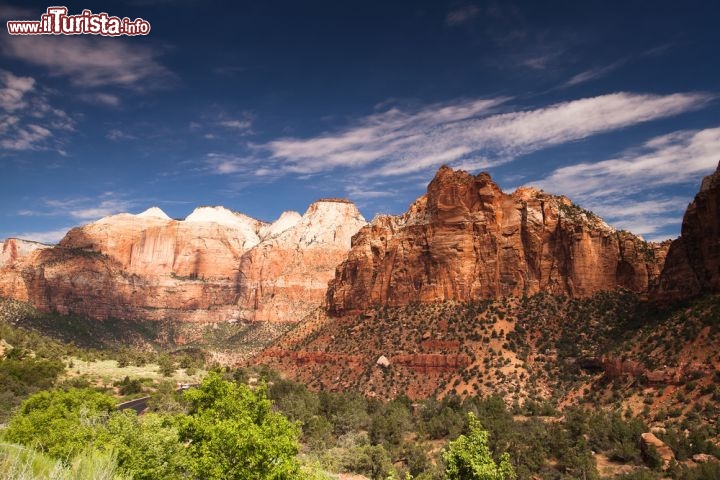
[327,166,667,315]
[657,161,720,299]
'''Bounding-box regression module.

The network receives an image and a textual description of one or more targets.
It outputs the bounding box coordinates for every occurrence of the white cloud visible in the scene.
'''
[531,128,720,239]
[263,97,508,174]
[255,92,712,178]
[534,128,720,200]
[2,36,171,89]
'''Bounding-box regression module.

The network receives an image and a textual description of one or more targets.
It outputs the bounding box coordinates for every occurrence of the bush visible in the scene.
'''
[180,372,303,480]
[4,388,116,459]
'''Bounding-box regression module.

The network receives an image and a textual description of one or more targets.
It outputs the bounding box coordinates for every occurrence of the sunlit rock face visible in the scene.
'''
[237,200,367,322]
[327,166,667,315]
[0,203,366,323]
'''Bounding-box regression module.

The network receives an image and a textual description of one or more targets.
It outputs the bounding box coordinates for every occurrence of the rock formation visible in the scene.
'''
[236,200,367,322]
[0,202,366,323]
[640,432,675,470]
[657,161,720,299]
[327,166,667,314]
[0,238,51,301]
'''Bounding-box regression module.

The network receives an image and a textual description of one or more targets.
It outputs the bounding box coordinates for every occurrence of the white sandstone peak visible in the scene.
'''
[185,206,263,248]
[260,211,302,239]
[137,206,171,220]
[293,199,366,247]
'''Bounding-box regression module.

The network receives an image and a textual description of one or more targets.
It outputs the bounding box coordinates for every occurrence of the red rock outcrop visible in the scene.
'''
[391,353,472,373]
[657,161,720,299]
[0,203,366,323]
[327,166,667,314]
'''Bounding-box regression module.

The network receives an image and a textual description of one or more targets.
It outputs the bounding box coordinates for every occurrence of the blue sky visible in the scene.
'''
[1,0,719,243]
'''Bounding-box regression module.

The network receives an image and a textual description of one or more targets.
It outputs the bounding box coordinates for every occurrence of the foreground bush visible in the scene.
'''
[181,372,302,479]
[4,388,115,459]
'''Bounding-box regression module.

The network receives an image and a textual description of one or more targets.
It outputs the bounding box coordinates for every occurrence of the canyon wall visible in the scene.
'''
[0,202,366,322]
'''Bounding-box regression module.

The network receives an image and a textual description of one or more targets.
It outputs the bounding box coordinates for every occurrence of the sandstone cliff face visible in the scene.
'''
[327,166,667,314]
[0,238,51,301]
[237,200,367,322]
[0,203,366,323]
[60,206,262,280]
[658,162,720,299]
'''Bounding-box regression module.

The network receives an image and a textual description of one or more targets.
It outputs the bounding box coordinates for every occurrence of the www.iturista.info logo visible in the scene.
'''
[7,6,151,36]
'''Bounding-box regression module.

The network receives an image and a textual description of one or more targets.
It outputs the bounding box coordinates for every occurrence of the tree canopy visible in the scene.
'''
[443,412,516,480]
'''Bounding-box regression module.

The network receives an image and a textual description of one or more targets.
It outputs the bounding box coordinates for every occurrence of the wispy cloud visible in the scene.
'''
[250,92,712,179]
[519,50,565,70]
[8,227,72,244]
[106,129,136,141]
[220,119,252,131]
[261,97,508,175]
[531,127,720,239]
[205,153,252,175]
[0,70,34,111]
[68,200,133,220]
[563,60,626,87]
[20,195,134,221]
[190,112,255,139]
[345,184,396,200]
[0,70,74,152]
[79,92,121,107]
[2,36,172,89]
[445,5,481,26]
[1,123,52,150]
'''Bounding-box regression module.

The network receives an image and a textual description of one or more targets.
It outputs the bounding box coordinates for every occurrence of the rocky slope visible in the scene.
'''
[658,161,720,299]
[0,202,366,323]
[259,164,720,407]
[327,166,668,315]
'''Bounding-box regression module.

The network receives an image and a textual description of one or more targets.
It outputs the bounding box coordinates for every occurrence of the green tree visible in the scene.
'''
[101,410,188,480]
[157,355,176,377]
[443,413,516,480]
[4,388,116,459]
[180,372,302,480]
[343,444,393,480]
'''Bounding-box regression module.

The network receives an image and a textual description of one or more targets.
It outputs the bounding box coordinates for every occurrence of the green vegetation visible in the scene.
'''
[443,413,515,480]
[1,373,306,480]
[2,292,720,479]
[4,388,116,459]
[181,372,302,479]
